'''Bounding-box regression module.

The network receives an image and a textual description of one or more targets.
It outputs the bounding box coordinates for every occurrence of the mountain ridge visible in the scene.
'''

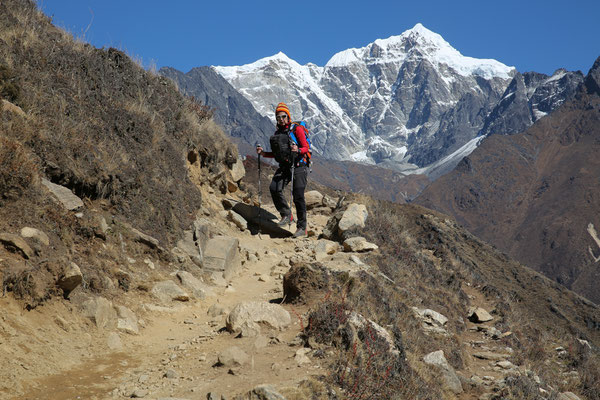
[415,56,600,304]
[210,24,581,179]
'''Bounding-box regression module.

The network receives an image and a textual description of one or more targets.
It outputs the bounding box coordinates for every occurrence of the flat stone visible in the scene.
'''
[314,239,338,261]
[42,179,83,210]
[130,227,160,249]
[468,307,494,323]
[343,236,378,252]
[226,301,291,336]
[472,351,511,361]
[217,346,249,367]
[228,210,247,231]
[20,227,50,246]
[203,236,240,280]
[176,270,214,299]
[116,305,139,335]
[412,307,448,326]
[151,280,190,303]
[0,233,33,259]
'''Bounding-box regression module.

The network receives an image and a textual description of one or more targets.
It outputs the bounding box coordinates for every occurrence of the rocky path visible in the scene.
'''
[3,188,583,400]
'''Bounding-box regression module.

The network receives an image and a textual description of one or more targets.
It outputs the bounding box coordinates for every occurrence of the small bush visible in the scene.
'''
[0,137,38,201]
[0,64,21,104]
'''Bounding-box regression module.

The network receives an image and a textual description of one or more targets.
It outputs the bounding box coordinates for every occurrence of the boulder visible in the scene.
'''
[151,280,190,303]
[176,270,215,299]
[347,312,399,356]
[41,179,84,211]
[193,217,212,251]
[228,210,248,231]
[116,305,139,335]
[230,157,246,182]
[203,235,240,280]
[423,350,463,394]
[20,227,50,246]
[468,307,494,323]
[175,230,203,267]
[322,194,337,209]
[343,237,378,252]
[0,233,33,259]
[226,301,291,336]
[57,262,83,294]
[338,203,368,234]
[305,190,324,210]
[412,307,449,327]
[82,297,117,330]
[314,239,338,261]
[217,346,249,367]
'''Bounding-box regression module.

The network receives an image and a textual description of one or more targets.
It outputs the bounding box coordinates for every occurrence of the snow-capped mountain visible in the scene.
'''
[212,24,581,176]
[213,24,513,170]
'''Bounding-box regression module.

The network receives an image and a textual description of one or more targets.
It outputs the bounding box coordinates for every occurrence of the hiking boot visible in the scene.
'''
[277,214,292,226]
[293,228,307,238]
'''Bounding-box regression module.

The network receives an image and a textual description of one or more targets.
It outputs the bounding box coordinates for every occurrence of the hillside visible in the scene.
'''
[415,56,600,305]
[0,2,599,400]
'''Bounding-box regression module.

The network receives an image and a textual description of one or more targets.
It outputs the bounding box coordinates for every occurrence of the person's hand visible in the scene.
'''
[256,146,263,155]
[290,143,298,153]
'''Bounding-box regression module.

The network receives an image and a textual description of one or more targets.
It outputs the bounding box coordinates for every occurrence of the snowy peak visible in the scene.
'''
[326,23,514,79]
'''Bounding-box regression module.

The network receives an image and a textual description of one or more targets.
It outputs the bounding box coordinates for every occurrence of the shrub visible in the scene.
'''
[0,64,21,105]
[0,137,38,201]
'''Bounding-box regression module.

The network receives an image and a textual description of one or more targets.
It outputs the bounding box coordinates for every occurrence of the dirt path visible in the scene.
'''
[3,195,522,400]
[7,207,333,400]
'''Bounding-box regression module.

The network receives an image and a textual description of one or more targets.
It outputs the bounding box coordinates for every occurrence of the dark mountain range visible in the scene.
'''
[158,66,275,157]
[415,56,600,304]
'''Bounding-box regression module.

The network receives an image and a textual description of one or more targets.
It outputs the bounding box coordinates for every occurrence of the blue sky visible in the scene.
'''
[36,0,599,75]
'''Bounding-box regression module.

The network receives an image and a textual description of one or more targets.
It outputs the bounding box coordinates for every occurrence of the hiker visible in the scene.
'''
[256,102,310,238]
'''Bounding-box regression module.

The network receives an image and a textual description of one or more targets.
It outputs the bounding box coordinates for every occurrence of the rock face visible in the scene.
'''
[415,59,600,303]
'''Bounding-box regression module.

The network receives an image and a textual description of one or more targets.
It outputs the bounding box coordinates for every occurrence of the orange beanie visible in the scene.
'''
[275,102,291,120]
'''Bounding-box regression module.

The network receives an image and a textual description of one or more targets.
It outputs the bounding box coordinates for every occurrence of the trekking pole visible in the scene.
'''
[289,151,295,230]
[255,142,262,237]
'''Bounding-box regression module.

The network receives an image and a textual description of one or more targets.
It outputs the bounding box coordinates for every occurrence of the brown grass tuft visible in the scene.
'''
[0,137,39,202]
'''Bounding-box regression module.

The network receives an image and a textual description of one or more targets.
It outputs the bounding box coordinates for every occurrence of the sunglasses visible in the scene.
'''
[276,114,288,121]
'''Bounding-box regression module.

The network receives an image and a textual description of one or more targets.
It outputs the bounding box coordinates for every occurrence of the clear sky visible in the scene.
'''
[36,0,599,76]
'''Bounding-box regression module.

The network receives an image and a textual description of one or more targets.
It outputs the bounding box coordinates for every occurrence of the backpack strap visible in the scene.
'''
[288,123,310,166]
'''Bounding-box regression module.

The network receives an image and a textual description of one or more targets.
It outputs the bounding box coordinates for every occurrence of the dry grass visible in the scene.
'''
[0,0,237,245]
[0,137,39,202]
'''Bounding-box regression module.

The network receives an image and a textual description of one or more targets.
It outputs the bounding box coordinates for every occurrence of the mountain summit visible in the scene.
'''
[212,24,579,177]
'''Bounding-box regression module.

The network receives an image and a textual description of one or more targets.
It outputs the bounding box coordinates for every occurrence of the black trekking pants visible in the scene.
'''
[270,164,308,230]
